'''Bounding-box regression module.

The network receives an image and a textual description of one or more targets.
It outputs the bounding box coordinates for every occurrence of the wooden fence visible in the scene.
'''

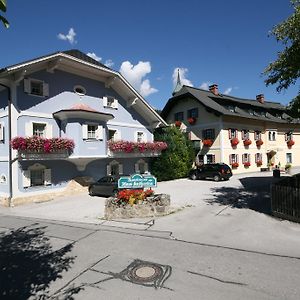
[271,174,300,223]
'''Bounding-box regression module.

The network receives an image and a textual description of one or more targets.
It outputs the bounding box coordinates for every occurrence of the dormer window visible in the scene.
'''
[24,78,49,97]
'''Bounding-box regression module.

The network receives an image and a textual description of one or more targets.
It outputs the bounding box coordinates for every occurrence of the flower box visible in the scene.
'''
[108,140,168,154]
[175,121,182,127]
[256,160,263,166]
[231,162,239,168]
[230,137,239,147]
[202,139,213,147]
[243,162,251,167]
[243,139,252,146]
[187,117,196,125]
[256,139,264,147]
[287,140,295,147]
[11,136,75,153]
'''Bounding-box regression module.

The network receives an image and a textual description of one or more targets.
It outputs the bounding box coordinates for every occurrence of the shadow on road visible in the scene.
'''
[206,176,290,215]
[0,225,81,299]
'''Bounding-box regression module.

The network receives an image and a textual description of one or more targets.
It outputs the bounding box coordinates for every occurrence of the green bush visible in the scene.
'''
[150,126,195,181]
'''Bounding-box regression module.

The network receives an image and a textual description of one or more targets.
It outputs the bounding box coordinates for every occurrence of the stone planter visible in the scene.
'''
[104,193,171,219]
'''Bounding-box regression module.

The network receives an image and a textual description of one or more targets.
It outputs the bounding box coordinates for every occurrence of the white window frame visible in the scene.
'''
[254,130,261,141]
[0,123,4,142]
[255,153,262,163]
[241,129,249,140]
[206,154,216,164]
[23,163,51,188]
[268,130,276,141]
[33,122,46,137]
[229,154,239,164]
[103,96,118,109]
[24,78,49,97]
[285,132,293,141]
[228,128,238,139]
[107,160,123,175]
[108,128,121,142]
[286,153,292,164]
[242,153,250,163]
[136,131,146,143]
[82,124,103,141]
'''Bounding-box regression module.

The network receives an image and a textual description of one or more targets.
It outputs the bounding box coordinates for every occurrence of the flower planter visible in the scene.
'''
[243,139,252,146]
[175,121,182,127]
[256,139,264,147]
[187,117,196,125]
[230,138,239,147]
[231,162,239,168]
[256,161,263,166]
[287,140,295,148]
[202,139,213,147]
[243,162,251,167]
[108,141,168,154]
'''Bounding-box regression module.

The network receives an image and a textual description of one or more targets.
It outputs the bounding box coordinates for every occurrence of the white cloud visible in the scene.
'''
[172,68,193,87]
[119,61,158,97]
[223,87,233,95]
[87,52,102,62]
[104,59,114,68]
[57,28,77,45]
[199,82,211,90]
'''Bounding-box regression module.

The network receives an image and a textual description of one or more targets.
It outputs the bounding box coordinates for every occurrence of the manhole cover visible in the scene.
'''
[119,259,172,289]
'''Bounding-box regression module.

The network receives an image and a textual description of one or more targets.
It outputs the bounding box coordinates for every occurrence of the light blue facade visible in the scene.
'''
[0,50,165,201]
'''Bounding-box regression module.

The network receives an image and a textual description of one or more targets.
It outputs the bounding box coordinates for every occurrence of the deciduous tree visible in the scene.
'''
[0,0,9,28]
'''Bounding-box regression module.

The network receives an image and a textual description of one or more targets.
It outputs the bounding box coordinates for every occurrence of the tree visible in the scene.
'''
[264,0,300,116]
[150,126,195,181]
[0,0,9,28]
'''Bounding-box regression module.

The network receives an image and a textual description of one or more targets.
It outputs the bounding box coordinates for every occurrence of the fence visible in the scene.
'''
[271,174,300,223]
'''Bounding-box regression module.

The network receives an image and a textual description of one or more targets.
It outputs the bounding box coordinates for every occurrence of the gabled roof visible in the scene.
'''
[162,85,298,124]
[0,49,167,127]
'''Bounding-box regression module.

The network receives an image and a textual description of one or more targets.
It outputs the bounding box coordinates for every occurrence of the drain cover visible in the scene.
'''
[119,259,172,289]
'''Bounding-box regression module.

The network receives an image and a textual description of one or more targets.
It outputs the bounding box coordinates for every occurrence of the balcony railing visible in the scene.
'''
[11,136,75,160]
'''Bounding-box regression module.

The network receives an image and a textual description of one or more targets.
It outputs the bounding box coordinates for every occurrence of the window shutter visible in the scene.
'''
[22,170,31,188]
[113,99,119,109]
[82,124,88,139]
[25,122,33,136]
[248,154,251,163]
[242,130,245,140]
[43,83,49,97]
[103,97,108,107]
[46,123,53,138]
[106,164,111,175]
[228,129,231,139]
[24,79,30,93]
[134,163,139,173]
[115,130,121,141]
[44,169,51,185]
[134,131,138,142]
[145,162,149,172]
[96,125,104,140]
[229,155,232,164]
[242,154,245,163]
[119,164,123,175]
[0,124,4,141]
[143,133,147,142]
[236,154,239,163]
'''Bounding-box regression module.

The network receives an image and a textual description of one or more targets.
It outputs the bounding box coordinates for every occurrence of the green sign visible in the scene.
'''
[118,174,157,189]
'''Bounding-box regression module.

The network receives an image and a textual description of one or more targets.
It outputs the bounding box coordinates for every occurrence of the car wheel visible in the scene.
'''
[89,187,95,196]
[190,174,197,180]
[213,175,221,182]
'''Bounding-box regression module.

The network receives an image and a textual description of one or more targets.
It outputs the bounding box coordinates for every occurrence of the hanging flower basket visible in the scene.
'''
[231,162,239,168]
[256,160,263,166]
[175,121,182,127]
[287,140,295,148]
[203,139,213,147]
[243,162,251,167]
[256,139,263,147]
[187,117,196,125]
[108,140,168,153]
[243,139,252,146]
[231,137,239,147]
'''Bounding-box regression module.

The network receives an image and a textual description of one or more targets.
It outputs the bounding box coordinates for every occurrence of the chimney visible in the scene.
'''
[256,94,265,104]
[209,84,218,96]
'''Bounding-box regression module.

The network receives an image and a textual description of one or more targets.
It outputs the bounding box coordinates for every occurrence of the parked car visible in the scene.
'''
[89,175,124,196]
[189,163,232,181]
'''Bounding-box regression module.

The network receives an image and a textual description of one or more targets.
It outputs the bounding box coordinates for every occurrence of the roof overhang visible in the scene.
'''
[53,109,114,122]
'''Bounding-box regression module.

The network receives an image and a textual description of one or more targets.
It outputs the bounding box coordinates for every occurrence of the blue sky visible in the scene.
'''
[0,0,298,109]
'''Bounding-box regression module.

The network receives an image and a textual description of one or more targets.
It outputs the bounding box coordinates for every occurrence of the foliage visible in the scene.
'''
[112,189,154,206]
[264,0,300,114]
[11,136,75,153]
[108,140,167,153]
[0,0,9,28]
[150,126,195,181]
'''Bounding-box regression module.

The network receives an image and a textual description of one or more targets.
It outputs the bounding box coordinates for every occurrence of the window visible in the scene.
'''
[174,111,184,121]
[33,123,46,137]
[136,132,145,143]
[107,160,123,175]
[241,129,249,140]
[0,123,4,141]
[24,78,49,97]
[187,108,198,118]
[228,128,237,139]
[103,96,118,109]
[23,163,51,188]
[30,169,44,186]
[286,153,292,164]
[229,154,239,164]
[197,154,204,164]
[135,159,149,174]
[254,130,261,140]
[285,131,293,141]
[0,174,6,184]
[108,129,120,142]
[255,153,262,163]
[202,129,215,140]
[74,85,86,96]
[249,109,254,116]
[268,131,276,141]
[206,154,215,164]
[228,105,236,112]
[87,125,97,139]
[242,153,250,163]
[82,124,103,140]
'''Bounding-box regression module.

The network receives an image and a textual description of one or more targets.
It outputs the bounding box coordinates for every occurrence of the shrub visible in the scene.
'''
[150,126,195,181]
